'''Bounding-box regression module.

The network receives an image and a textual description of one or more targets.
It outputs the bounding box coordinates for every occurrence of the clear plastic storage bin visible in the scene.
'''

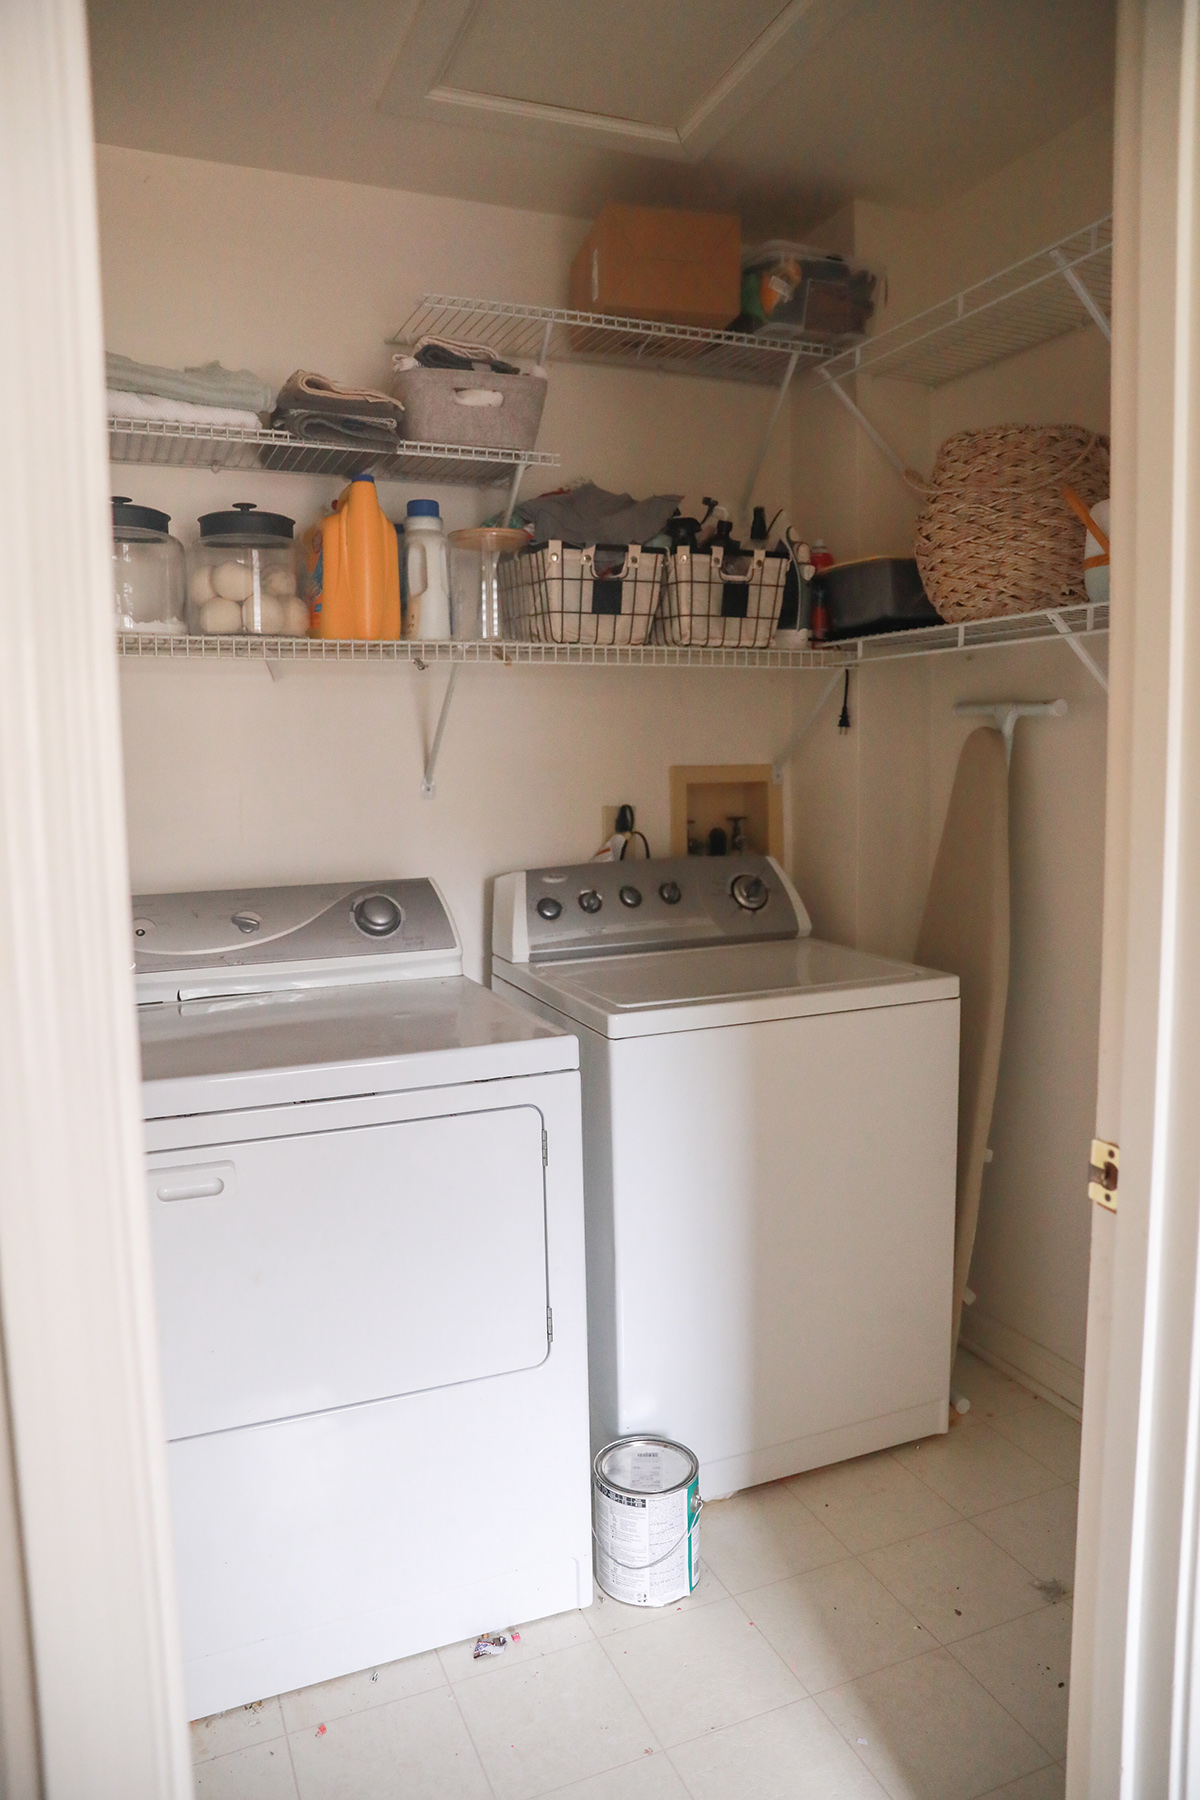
[186,502,307,636]
[655,544,789,648]
[112,496,186,635]
[498,541,664,646]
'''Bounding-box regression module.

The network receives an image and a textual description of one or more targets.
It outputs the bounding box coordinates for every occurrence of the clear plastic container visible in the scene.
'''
[448,527,530,639]
[112,496,186,635]
[186,502,307,636]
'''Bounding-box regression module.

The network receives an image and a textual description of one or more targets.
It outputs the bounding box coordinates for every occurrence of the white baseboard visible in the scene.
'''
[960,1310,1084,1421]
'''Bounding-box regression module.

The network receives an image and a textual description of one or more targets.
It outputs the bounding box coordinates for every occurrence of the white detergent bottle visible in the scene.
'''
[402,499,452,639]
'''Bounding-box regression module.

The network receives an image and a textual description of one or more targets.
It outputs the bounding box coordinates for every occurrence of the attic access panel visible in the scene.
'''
[377,0,847,161]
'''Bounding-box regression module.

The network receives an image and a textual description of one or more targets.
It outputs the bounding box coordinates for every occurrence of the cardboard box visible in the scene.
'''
[569,204,740,330]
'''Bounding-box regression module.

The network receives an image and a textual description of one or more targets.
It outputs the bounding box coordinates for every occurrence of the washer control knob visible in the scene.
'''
[536,896,563,920]
[731,873,769,912]
[353,893,402,936]
[619,885,643,908]
[578,889,603,914]
[658,881,682,905]
[231,911,261,935]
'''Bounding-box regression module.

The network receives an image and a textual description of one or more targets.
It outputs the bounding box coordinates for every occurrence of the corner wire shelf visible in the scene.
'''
[114,602,1107,670]
[388,297,835,387]
[820,215,1113,390]
[108,416,560,487]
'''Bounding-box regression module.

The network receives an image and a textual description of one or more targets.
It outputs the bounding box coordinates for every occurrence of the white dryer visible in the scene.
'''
[492,855,960,1499]
[135,879,591,1719]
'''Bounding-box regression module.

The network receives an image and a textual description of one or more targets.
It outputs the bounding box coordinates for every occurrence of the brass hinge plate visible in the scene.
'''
[1089,1138,1119,1211]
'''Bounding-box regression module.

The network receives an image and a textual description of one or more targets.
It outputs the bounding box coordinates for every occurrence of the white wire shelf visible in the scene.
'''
[820,216,1113,389]
[388,297,836,387]
[108,416,560,486]
[825,600,1109,664]
[115,603,1107,669]
[115,634,830,669]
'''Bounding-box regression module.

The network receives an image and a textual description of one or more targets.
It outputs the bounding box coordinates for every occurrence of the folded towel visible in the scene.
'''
[106,354,275,414]
[273,370,404,423]
[107,390,264,430]
[272,409,401,450]
[393,339,522,375]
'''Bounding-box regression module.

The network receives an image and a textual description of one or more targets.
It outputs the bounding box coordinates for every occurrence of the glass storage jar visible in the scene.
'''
[112,496,186,634]
[186,502,307,636]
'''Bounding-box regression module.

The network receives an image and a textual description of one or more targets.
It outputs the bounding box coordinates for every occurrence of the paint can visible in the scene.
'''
[592,1437,703,1607]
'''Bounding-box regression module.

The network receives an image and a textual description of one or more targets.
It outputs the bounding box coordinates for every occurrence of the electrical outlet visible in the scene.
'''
[601,804,635,843]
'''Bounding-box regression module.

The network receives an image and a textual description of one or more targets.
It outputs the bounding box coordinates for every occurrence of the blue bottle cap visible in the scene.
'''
[406,499,441,518]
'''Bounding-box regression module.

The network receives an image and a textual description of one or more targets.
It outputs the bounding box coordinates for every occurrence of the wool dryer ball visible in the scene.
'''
[212,559,256,602]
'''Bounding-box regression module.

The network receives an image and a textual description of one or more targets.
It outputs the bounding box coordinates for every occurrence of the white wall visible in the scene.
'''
[786,109,1113,1404]
[98,147,799,981]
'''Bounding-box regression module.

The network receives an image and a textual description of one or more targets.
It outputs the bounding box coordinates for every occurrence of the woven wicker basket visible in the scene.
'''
[912,425,1110,623]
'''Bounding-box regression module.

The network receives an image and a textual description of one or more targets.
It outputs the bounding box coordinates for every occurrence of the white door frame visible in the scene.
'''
[1070,1,1200,1793]
[0,1,191,1793]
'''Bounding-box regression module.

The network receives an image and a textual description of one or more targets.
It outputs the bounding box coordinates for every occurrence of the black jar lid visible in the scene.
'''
[198,501,295,541]
[112,495,171,534]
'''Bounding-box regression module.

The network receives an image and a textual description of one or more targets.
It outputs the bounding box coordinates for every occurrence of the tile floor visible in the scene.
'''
[191,1351,1080,1800]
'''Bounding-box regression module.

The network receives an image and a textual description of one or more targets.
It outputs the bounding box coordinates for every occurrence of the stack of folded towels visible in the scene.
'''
[106,354,275,428]
[270,371,405,450]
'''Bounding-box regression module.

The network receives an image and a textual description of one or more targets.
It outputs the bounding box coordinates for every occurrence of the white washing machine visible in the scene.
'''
[492,855,960,1499]
[135,879,591,1720]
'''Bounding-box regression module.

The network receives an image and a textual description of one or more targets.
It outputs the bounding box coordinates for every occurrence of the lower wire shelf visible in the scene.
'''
[114,602,1108,669]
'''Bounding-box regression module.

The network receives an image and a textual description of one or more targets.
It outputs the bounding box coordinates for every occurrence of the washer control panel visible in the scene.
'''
[498,856,809,964]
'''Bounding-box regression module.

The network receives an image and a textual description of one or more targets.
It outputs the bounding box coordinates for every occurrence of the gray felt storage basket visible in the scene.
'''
[391,367,548,450]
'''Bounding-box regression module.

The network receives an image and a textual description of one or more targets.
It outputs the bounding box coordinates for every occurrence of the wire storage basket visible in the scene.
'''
[912,425,1111,624]
[498,541,665,645]
[655,544,789,648]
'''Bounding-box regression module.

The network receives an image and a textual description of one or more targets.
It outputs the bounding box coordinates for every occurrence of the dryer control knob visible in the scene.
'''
[578,889,603,914]
[536,896,563,920]
[619,885,643,908]
[353,893,402,936]
[231,911,261,934]
[731,873,769,912]
[658,881,682,905]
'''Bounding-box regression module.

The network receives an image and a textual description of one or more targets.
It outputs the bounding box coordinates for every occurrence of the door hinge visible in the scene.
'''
[547,1306,554,1343]
[1089,1138,1119,1212]
[542,1128,548,1166]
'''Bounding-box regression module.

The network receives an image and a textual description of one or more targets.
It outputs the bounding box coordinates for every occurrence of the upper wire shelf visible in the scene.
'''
[388,297,836,387]
[820,216,1113,389]
[115,603,1107,668]
[108,416,560,486]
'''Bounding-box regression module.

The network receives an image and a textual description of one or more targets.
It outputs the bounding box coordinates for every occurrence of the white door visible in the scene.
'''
[149,1104,549,1439]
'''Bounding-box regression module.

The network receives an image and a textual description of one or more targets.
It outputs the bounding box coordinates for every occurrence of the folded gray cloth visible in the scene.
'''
[273,410,400,450]
[522,483,683,547]
[106,353,275,415]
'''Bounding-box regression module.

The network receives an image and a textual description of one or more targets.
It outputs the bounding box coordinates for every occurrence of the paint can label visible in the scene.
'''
[593,1472,700,1607]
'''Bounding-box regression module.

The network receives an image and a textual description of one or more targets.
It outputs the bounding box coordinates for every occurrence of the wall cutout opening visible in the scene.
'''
[669,764,783,860]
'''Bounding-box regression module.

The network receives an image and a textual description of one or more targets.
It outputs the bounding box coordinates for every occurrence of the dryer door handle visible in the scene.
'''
[152,1162,234,1203]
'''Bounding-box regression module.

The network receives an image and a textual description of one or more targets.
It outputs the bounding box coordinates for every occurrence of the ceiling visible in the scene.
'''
[87,0,1116,235]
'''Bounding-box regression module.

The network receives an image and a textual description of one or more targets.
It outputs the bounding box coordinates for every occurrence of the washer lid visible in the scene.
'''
[497,937,958,1038]
[140,975,576,1117]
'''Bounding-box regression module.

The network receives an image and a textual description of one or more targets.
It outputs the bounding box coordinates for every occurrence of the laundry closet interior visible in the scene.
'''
[91,5,1112,1797]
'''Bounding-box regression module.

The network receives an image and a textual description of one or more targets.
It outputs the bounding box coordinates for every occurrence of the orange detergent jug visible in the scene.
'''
[304,475,400,639]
